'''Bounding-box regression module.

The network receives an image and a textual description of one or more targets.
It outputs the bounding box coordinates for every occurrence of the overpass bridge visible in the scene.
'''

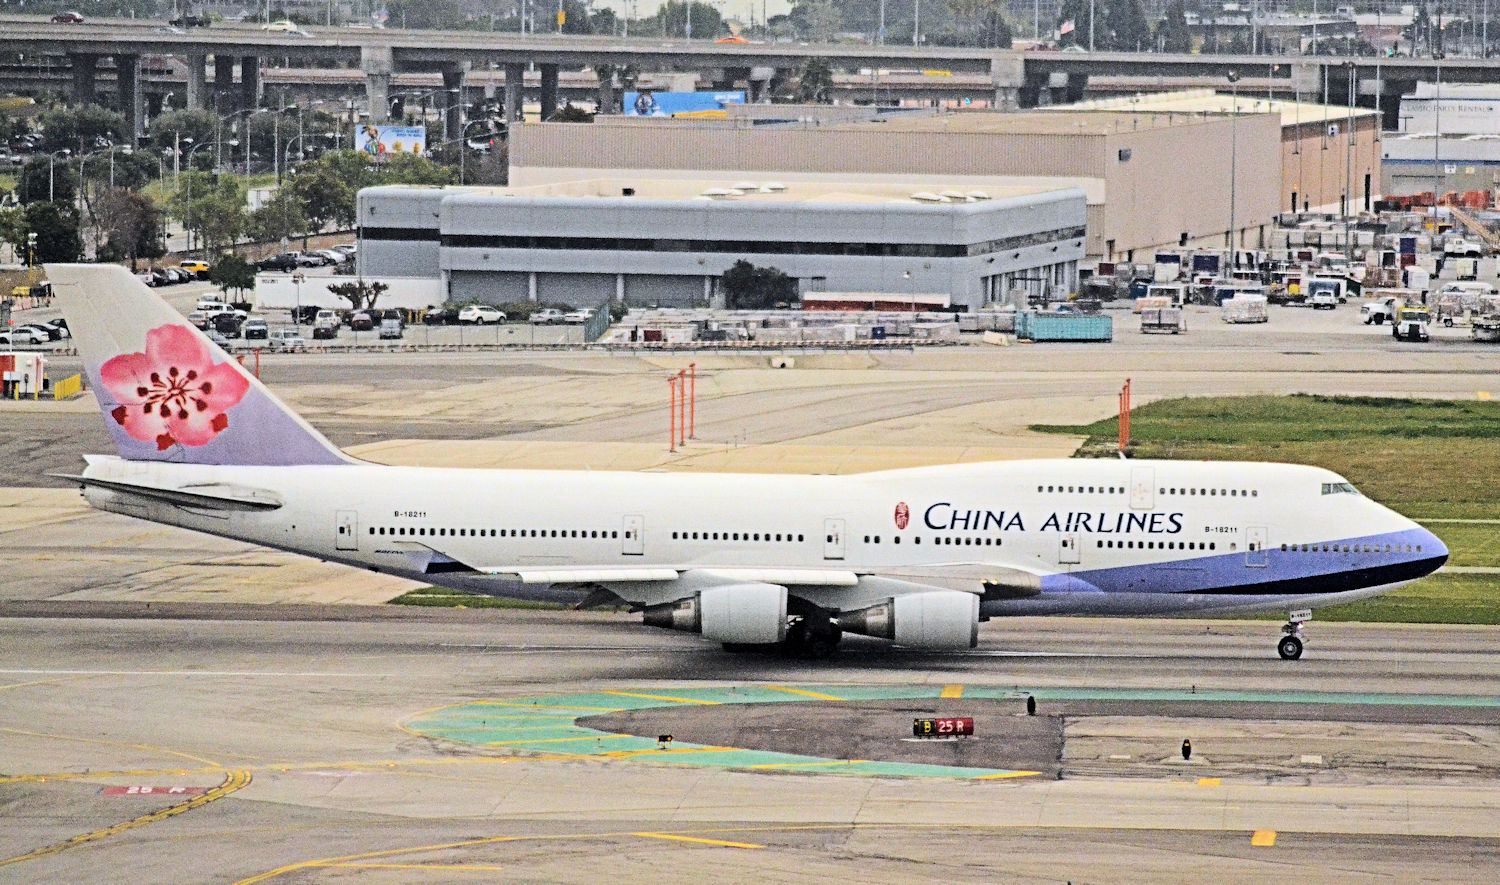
[6,14,1500,139]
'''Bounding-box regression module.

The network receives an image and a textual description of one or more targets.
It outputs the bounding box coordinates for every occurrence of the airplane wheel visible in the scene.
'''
[803,625,841,660]
[1277,635,1304,660]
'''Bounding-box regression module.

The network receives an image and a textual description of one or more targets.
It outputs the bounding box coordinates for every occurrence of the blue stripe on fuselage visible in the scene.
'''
[1041,527,1447,596]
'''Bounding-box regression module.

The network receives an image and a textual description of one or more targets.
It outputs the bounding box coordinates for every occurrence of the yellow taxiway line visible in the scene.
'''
[633,832,763,849]
[601,690,721,705]
[765,685,846,701]
[940,684,964,699]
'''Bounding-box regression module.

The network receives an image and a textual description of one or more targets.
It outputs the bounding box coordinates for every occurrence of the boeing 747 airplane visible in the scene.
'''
[46,264,1447,659]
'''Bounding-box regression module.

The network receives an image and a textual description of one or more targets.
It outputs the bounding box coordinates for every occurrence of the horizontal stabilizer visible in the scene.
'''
[50,473,283,511]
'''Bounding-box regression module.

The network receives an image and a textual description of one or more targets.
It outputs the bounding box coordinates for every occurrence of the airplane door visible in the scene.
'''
[335,510,359,551]
[823,518,846,560]
[1059,533,1081,565]
[622,515,644,555]
[1246,526,1268,567]
[1129,467,1155,510]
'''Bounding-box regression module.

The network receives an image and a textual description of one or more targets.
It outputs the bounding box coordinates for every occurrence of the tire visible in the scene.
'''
[1373,315,1384,325]
[1444,318,1454,327]
[1278,635,1303,660]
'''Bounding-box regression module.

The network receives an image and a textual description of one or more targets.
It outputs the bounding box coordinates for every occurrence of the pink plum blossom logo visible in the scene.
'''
[894,502,910,530]
[99,324,250,451]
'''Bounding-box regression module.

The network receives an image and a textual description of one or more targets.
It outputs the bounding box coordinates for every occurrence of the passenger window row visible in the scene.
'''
[1038,485,1123,494]
[372,526,619,539]
[671,531,806,543]
[1161,488,1257,497]
[1098,540,1216,550]
[1282,543,1421,554]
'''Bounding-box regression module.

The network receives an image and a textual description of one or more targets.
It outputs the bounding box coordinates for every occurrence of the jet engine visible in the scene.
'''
[641,583,788,645]
[836,590,979,650]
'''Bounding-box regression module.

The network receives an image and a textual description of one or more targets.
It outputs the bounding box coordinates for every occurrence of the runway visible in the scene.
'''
[2,608,1498,882]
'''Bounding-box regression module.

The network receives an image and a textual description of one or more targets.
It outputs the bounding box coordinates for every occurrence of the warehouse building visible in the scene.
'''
[358,179,1088,310]
[507,110,1282,261]
[1054,89,1383,215]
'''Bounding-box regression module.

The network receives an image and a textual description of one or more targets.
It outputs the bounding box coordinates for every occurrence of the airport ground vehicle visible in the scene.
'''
[267,329,307,351]
[43,264,1453,662]
[1392,306,1431,342]
[1362,295,1404,325]
[458,305,504,325]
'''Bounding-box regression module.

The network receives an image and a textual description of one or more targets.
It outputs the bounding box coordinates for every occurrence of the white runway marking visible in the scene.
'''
[0,669,372,677]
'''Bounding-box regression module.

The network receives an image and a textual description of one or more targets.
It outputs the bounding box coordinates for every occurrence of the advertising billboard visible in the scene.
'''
[623,91,745,117]
[355,124,426,158]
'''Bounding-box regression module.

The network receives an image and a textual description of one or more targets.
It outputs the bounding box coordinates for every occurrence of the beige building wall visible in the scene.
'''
[510,112,1282,260]
[1282,115,1382,214]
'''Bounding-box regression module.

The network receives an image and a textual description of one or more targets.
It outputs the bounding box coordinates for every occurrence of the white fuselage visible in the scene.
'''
[78,455,1446,619]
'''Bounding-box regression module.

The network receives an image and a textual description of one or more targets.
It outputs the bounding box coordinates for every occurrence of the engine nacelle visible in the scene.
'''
[836,590,979,650]
[641,583,788,644]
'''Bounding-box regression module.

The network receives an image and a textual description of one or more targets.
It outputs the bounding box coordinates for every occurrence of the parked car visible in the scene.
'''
[295,251,328,267]
[169,13,210,27]
[423,308,457,325]
[162,267,188,284]
[18,322,64,341]
[347,311,374,331]
[213,313,243,338]
[148,268,171,287]
[562,309,595,324]
[530,308,565,325]
[0,327,47,346]
[458,305,505,325]
[39,319,69,339]
[50,11,85,23]
[257,253,299,272]
[15,324,59,342]
[179,260,211,279]
[332,244,357,258]
[267,328,307,351]
[242,317,269,340]
[378,317,404,339]
[206,329,235,350]
[186,311,210,330]
[136,270,156,287]
[313,249,345,265]
[261,19,298,31]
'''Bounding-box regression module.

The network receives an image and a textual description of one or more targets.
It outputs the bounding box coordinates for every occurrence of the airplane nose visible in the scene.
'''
[1417,525,1449,569]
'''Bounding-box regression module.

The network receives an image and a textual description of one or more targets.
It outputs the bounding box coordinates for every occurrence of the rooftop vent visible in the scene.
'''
[762,182,787,192]
[967,190,991,200]
[909,191,947,203]
[700,188,737,197]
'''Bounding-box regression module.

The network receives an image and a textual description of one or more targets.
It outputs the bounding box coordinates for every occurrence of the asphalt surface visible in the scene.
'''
[2,611,1499,883]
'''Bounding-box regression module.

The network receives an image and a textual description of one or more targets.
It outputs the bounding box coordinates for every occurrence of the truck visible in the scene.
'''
[1392,306,1431,342]
[1307,278,1341,309]
[1360,291,1419,325]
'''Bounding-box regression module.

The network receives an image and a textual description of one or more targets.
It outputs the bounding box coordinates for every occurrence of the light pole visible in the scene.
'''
[47,149,72,203]
[1227,70,1240,252]
[182,140,234,255]
[1343,60,1355,231]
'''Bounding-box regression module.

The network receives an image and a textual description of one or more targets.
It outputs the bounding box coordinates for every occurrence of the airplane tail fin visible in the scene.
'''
[47,264,351,466]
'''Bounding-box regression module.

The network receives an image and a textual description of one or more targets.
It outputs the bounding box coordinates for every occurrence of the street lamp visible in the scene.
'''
[182,140,235,255]
[47,149,72,202]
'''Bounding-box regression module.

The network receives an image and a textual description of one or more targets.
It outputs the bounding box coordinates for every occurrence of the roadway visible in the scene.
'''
[1,611,1498,882]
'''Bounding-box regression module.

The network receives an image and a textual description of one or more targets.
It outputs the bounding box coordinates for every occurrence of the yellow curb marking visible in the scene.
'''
[1252,830,1277,846]
[633,832,763,849]
[1198,778,1222,786]
[765,685,846,701]
[601,690,721,705]
[940,684,964,699]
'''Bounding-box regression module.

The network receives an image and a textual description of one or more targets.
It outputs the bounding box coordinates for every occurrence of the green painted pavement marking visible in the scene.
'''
[956,686,1500,707]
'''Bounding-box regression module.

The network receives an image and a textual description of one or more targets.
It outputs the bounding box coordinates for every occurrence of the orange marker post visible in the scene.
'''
[668,376,678,453]
[677,369,687,447]
[688,362,696,439]
[1118,377,1132,451]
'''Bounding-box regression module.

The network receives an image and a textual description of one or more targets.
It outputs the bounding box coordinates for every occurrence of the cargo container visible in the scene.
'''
[1221,294,1269,323]
[1140,307,1186,334]
[1015,311,1112,342]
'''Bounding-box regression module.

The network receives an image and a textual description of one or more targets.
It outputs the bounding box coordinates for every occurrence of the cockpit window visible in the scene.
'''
[1321,482,1359,495]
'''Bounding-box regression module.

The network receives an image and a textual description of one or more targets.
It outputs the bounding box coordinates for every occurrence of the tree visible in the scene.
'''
[209,254,257,301]
[148,109,218,153]
[170,172,247,254]
[17,155,76,205]
[650,1,722,38]
[793,0,842,41]
[558,0,594,33]
[384,0,467,30]
[549,104,595,122]
[796,58,835,103]
[288,166,356,232]
[94,189,164,269]
[1056,0,1095,48]
[722,260,797,309]
[37,104,127,154]
[327,279,390,312]
[1102,0,1150,51]
[19,202,83,264]
[246,189,309,247]
[1156,0,1192,53]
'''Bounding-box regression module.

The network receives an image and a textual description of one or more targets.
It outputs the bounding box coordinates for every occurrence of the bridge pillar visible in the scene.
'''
[185,53,208,111]
[989,54,1023,111]
[539,64,559,120]
[596,72,617,116]
[1064,73,1089,104]
[504,63,525,124]
[361,45,394,123]
[116,54,143,145]
[748,66,776,104]
[213,54,235,112]
[240,56,261,110]
[441,63,467,144]
[70,53,101,106]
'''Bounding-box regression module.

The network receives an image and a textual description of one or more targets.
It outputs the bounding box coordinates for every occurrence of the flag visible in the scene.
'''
[1060,19,1075,35]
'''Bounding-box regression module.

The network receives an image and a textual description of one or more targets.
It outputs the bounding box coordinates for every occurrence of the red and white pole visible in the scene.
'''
[1118,377,1132,451]
[677,369,687,447]
[688,362,696,439]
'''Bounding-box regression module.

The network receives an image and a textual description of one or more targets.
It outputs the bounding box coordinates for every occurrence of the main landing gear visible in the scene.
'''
[721,616,842,660]
[1277,608,1312,660]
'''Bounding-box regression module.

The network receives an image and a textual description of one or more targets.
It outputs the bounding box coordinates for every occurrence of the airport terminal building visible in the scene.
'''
[358,179,1088,310]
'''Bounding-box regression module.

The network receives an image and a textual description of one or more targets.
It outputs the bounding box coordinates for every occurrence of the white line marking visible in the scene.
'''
[0,669,370,677]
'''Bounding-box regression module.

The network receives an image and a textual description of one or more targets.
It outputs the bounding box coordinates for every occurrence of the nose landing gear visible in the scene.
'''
[1277,608,1311,660]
